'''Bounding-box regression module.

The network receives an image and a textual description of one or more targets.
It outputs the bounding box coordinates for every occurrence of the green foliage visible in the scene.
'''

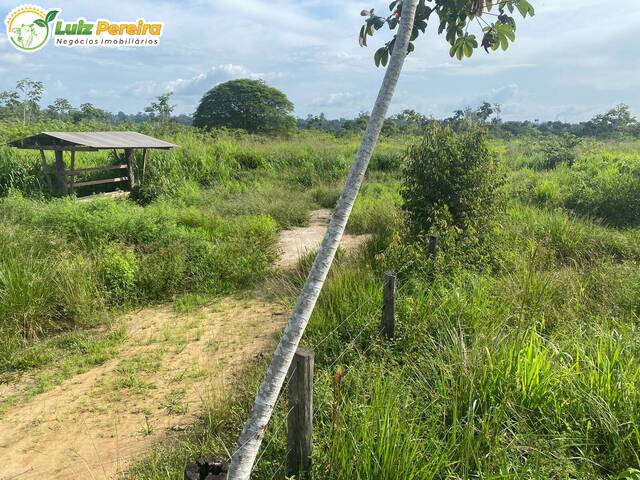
[99,245,138,305]
[401,124,504,258]
[510,140,640,227]
[113,133,640,480]
[540,133,581,169]
[360,0,535,66]
[193,79,296,135]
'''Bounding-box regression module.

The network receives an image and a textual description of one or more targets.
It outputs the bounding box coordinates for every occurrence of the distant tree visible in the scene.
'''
[476,101,494,122]
[340,112,370,134]
[15,78,44,124]
[172,113,193,125]
[581,104,637,137]
[46,97,73,119]
[492,103,502,124]
[306,112,327,130]
[72,102,109,122]
[0,90,20,119]
[193,79,295,135]
[145,91,174,124]
[393,108,427,134]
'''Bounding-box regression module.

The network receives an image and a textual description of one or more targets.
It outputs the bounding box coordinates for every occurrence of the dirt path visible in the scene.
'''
[277,209,369,268]
[0,209,368,480]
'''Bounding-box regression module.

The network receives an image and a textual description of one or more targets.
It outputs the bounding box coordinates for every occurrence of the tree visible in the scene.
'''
[228,1,535,477]
[401,123,503,253]
[581,104,637,137]
[476,101,494,122]
[46,97,73,120]
[15,78,44,124]
[0,90,20,119]
[144,91,174,124]
[72,102,109,122]
[193,79,295,135]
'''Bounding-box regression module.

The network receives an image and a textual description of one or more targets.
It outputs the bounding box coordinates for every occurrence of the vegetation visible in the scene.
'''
[112,122,640,479]
[1,73,640,480]
[193,79,296,135]
[0,125,408,381]
[401,123,504,259]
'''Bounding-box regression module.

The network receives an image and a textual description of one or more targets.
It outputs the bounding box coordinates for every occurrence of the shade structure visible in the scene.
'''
[8,131,177,151]
[7,131,177,195]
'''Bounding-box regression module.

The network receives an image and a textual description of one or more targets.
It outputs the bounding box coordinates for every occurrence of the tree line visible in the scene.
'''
[1,77,638,140]
[0,78,191,126]
[299,102,640,139]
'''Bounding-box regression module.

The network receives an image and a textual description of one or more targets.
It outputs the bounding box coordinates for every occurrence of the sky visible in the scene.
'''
[0,0,638,122]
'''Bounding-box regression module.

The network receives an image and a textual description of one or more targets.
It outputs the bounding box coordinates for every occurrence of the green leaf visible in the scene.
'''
[381,48,389,67]
[374,47,385,67]
[45,10,58,23]
[34,19,46,27]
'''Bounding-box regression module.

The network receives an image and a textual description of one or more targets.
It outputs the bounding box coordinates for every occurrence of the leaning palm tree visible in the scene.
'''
[227,4,419,477]
[228,0,534,477]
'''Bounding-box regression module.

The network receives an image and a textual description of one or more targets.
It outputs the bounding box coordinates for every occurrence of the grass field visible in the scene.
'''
[1,122,640,479]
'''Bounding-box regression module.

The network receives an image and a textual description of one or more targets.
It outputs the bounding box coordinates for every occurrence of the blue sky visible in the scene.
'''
[0,0,638,121]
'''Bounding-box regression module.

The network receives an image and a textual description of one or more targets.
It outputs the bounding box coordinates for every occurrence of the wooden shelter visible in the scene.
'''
[8,131,176,194]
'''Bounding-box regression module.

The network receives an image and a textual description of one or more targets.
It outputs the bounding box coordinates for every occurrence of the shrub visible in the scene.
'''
[310,185,341,209]
[540,133,581,169]
[401,124,504,258]
[100,245,138,305]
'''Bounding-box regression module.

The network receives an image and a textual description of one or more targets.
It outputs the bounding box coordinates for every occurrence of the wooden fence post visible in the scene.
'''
[124,148,135,190]
[54,150,67,194]
[141,148,148,186]
[69,150,76,194]
[287,348,314,477]
[381,271,396,339]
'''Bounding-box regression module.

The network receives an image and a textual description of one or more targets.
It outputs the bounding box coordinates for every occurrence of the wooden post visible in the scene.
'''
[381,271,396,339]
[427,234,439,255]
[54,150,67,194]
[287,348,314,477]
[39,149,53,190]
[140,148,148,186]
[124,148,135,189]
[69,150,76,194]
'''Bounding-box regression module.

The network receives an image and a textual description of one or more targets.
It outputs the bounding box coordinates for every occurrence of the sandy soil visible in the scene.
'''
[276,209,370,268]
[0,209,368,480]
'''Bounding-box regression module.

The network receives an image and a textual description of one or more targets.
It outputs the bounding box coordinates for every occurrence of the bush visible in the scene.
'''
[540,134,581,169]
[100,245,138,305]
[401,124,504,257]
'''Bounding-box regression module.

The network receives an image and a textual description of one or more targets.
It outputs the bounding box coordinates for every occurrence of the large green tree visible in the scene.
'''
[193,79,295,135]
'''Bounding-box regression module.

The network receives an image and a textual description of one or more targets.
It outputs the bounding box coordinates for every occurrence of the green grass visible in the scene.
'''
[123,135,640,480]
[0,323,126,413]
[4,123,640,479]
[0,126,406,401]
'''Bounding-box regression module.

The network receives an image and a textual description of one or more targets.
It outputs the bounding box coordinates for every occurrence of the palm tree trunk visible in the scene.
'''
[227,1,418,477]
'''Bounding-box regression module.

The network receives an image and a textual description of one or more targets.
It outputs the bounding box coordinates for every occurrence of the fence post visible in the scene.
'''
[381,271,396,339]
[54,150,67,194]
[124,148,135,190]
[287,348,314,476]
